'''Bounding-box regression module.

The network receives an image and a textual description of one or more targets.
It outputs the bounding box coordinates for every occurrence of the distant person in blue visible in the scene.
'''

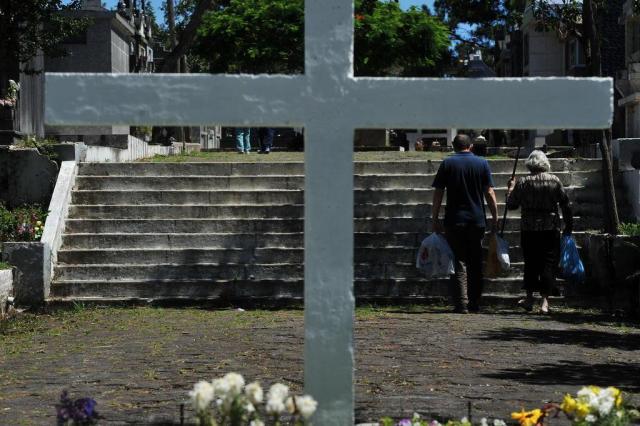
[258,127,276,154]
[235,128,251,154]
[431,134,499,313]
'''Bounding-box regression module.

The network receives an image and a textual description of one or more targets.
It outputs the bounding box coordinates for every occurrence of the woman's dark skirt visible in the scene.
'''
[521,230,560,295]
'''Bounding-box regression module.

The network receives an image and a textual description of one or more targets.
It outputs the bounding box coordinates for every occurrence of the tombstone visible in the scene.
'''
[46,0,613,422]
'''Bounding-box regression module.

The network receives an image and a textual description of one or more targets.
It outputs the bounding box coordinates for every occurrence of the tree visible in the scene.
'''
[0,0,87,97]
[433,0,525,69]
[194,0,305,74]
[354,1,451,76]
[190,0,451,76]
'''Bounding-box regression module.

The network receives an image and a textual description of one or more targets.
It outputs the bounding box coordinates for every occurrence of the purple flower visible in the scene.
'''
[398,419,413,426]
[56,390,99,425]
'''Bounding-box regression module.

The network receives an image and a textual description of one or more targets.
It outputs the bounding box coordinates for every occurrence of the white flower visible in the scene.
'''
[245,402,255,413]
[616,411,624,419]
[266,383,289,415]
[245,382,264,405]
[212,377,231,398]
[429,421,442,426]
[224,372,245,396]
[285,396,296,414]
[585,414,597,423]
[189,381,214,412]
[267,383,289,402]
[480,418,489,426]
[266,398,286,414]
[296,395,318,419]
[250,421,265,426]
[493,420,507,426]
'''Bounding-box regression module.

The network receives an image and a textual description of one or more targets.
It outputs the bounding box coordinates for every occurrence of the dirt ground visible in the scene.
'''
[0,306,638,425]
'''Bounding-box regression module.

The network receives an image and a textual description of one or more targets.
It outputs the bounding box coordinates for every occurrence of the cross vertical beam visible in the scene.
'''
[304,0,355,424]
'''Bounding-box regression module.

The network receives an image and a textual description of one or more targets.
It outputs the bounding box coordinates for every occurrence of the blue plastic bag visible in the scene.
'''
[559,235,585,284]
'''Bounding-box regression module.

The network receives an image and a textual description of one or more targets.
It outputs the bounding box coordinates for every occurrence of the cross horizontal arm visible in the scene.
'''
[348,77,613,130]
[45,73,308,127]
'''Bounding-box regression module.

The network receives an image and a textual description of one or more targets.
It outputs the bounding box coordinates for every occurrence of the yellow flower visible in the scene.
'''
[36,221,42,226]
[561,395,577,414]
[575,402,590,419]
[610,387,623,408]
[511,409,544,426]
[588,386,601,395]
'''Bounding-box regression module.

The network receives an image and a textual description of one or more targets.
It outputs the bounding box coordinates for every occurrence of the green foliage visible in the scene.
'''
[192,0,451,76]
[619,223,640,237]
[354,1,451,76]
[15,136,59,162]
[0,0,89,93]
[433,0,525,70]
[0,204,48,242]
[0,262,12,270]
[196,0,304,74]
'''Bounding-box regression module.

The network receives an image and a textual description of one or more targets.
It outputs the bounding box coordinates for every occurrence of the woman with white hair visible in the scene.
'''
[506,150,573,314]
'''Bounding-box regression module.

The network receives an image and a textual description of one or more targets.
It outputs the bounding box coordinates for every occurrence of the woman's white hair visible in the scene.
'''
[525,150,551,173]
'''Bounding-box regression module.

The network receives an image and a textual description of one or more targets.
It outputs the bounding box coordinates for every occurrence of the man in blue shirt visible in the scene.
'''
[432,134,499,313]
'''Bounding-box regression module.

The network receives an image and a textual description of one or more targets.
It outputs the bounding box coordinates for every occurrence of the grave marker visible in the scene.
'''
[46,0,613,423]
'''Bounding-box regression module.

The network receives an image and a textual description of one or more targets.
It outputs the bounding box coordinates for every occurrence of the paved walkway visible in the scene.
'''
[0,306,638,425]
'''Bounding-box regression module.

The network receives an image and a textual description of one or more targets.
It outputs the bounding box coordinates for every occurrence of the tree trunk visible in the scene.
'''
[159,0,216,73]
[584,0,619,234]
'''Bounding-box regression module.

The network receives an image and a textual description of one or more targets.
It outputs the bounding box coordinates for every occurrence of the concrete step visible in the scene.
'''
[66,203,595,221]
[56,247,530,268]
[77,159,602,177]
[73,171,600,191]
[60,230,587,252]
[54,261,527,282]
[71,187,591,206]
[62,217,579,234]
[50,277,534,300]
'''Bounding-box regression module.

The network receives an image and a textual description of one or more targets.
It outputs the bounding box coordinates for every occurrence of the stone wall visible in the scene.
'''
[0,268,13,316]
[0,147,58,209]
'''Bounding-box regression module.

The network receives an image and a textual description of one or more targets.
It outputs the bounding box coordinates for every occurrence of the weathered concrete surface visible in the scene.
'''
[0,147,58,209]
[0,307,637,425]
[41,161,77,284]
[0,268,12,315]
[2,242,50,306]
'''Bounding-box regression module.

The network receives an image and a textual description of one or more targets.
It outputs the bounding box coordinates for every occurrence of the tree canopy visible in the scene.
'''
[0,0,87,96]
[188,0,451,76]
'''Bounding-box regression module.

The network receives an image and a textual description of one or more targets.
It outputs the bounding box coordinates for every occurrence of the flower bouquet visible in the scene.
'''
[188,373,317,426]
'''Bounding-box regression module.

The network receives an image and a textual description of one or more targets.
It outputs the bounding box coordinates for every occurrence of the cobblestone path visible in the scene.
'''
[0,307,638,425]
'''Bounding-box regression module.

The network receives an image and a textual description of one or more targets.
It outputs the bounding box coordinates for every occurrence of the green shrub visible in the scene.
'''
[0,203,48,242]
[15,136,58,162]
[619,223,640,237]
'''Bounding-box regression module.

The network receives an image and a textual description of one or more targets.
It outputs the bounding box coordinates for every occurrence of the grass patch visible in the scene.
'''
[140,150,458,163]
[0,261,11,270]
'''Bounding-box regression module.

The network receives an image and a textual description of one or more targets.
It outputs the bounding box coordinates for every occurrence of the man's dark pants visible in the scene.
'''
[445,225,485,311]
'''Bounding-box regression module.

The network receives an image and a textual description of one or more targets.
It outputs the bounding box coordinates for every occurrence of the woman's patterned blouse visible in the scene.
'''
[506,172,573,232]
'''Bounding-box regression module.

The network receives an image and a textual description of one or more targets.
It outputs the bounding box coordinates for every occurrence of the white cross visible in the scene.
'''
[46,0,612,423]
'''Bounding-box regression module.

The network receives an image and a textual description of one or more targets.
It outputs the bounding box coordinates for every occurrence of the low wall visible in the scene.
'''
[622,170,640,221]
[583,233,640,317]
[0,268,13,316]
[2,242,49,306]
[84,135,177,162]
[0,146,59,209]
[41,161,77,284]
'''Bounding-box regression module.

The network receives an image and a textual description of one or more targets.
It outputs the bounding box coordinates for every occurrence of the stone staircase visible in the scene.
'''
[50,159,606,304]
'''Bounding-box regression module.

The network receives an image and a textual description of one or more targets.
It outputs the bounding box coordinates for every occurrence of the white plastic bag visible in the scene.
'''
[416,233,455,278]
[485,234,510,277]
